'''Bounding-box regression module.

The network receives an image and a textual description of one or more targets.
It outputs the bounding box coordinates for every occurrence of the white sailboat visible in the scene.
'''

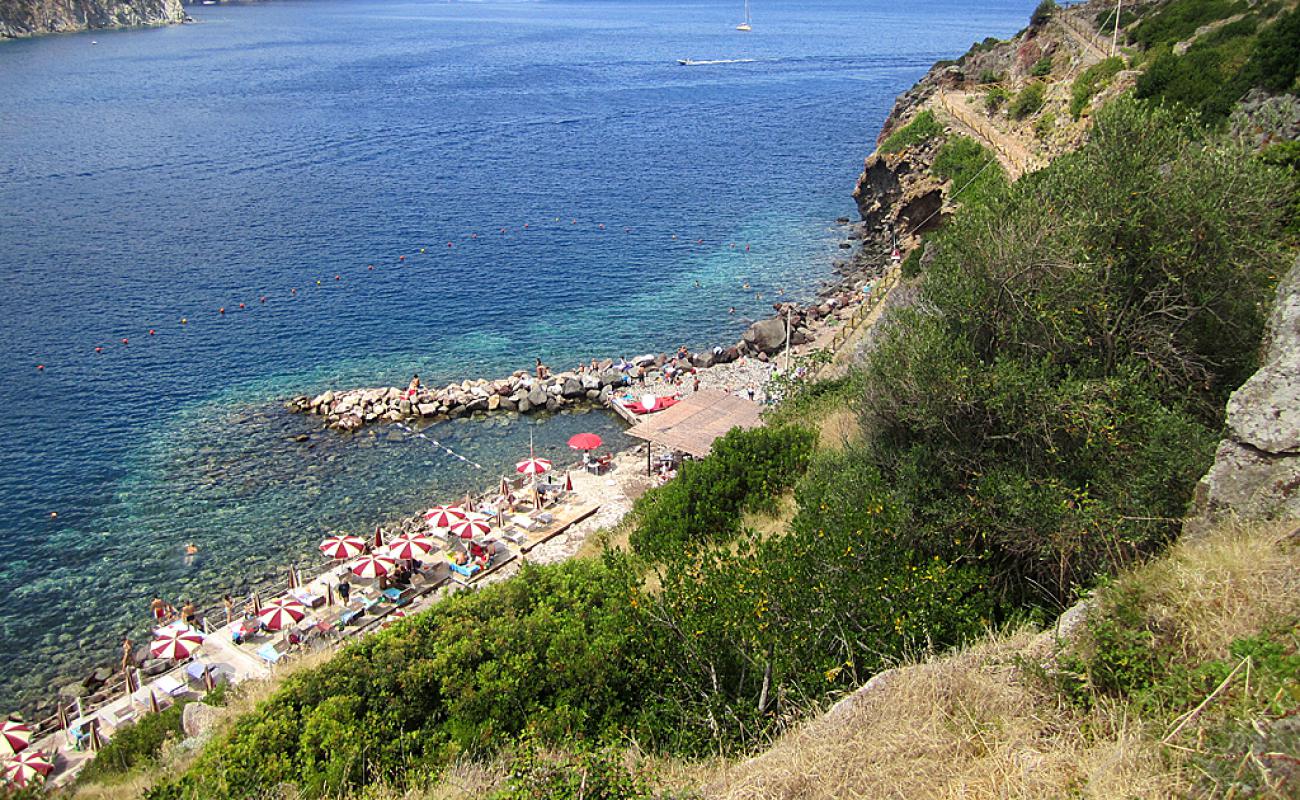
[736,0,752,31]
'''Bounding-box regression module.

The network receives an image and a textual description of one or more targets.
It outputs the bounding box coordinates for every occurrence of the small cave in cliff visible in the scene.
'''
[897,190,946,236]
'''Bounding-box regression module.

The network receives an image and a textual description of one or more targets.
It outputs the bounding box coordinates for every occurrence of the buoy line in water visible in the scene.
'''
[393,422,485,470]
[28,216,758,374]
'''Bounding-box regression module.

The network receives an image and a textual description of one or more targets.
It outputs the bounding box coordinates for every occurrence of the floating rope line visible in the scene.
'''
[394,422,485,470]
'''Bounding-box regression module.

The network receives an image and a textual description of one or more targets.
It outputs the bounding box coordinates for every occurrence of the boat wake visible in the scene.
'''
[677,58,757,66]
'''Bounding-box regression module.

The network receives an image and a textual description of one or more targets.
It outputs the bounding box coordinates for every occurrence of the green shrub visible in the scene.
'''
[76,701,188,784]
[1008,82,1046,119]
[497,738,657,800]
[984,86,1011,113]
[857,98,1290,602]
[931,135,1007,208]
[1030,0,1056,28]
[1069,56,1124,119]
[1030,55,1054,78]
[900,240,926,278]
[1033,111,1057,138]
[879,110,943,154]
[628,425,816,562]
[977,69,1002,85]
[1131,0,1244,50]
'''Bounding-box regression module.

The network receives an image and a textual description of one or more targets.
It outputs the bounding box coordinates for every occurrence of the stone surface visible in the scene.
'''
[1195,257,1300,523]
[182,701,221,739]
[742,318,788,354]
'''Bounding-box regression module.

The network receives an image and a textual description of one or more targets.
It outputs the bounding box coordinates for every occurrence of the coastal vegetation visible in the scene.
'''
[83,93,1290,800]
[56,2,1300,798]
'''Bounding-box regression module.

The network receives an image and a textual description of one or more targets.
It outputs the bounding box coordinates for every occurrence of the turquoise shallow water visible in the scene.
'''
[0,0,1035,710]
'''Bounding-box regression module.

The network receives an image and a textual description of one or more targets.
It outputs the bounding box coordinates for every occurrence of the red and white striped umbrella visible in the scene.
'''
[449,514,492,540]
[423,505,466,529]
[0,720,30,756]
[3,750,52,787]
[515,457,552,476]
[350,554,397,579]
[385,534,435,561]
[319,535,365,560]
[257,597,307,631]
[150,628,204,660]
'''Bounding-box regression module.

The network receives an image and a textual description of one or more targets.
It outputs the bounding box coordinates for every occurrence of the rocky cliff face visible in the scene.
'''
[1192,256,1300,525]
[0,0,184,38]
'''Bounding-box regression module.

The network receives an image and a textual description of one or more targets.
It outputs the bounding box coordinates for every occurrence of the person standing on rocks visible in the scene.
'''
[150,595,166,622]
[407,374,420,401]
[120,635,133,672]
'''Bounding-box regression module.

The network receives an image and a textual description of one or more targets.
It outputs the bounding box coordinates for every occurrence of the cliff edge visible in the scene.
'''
[0,0,184,38]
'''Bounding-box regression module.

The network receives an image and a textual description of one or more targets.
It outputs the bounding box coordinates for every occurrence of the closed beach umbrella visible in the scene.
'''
[386,534,435,561]
[532,486,545,510]
[423,505,466,530]
[515,457,552,476]
[371,526,384,549]
[568,432,602,451]
[319,535,365,560]
[3,750,52,787]
[564,471,574,492]
[351,554,397,579]
[258,597,307,631]
[0,720,30,756]
[150,628,204,660]
[449,514,491,540]
[499,476,510,497]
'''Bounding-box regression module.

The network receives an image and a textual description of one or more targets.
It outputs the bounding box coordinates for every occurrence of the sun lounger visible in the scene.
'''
[109,704,137,726]
[154,674,187,697]
[256,643,284,666]
[449,561,480,578]
[338,608,363,626]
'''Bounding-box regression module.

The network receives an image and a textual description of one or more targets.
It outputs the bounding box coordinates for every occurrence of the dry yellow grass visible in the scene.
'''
[739,492,797,544]
[812,406,862,451]
[701,519,1300,800]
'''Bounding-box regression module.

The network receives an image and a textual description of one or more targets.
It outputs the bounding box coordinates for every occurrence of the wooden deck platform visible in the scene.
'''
[519,502,600,552]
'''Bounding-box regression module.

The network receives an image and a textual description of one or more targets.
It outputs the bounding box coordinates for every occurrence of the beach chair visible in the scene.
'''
[154,674,187,698]
[256,643,284,666]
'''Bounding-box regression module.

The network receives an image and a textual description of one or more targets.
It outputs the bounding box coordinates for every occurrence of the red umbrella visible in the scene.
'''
[515,457,552,476]
[258,597,307,631]
[0,720,30,756]
[449,514,491,540]
[150,628,204,660]
[385,534,435,560]
[3,750,52,787]
[351,554,397,579]
[319,535,366,560]
[371,526,384,549]
[564,470,574,492]
[423,505,466,529]
[568,432,602,451]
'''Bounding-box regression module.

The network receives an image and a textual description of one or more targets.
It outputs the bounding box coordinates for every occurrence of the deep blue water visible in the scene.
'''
[0,0,1034,710]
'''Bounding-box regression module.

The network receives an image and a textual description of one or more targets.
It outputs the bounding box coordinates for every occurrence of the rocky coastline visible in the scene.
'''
[287,220,891,434]
[0,0,186,38]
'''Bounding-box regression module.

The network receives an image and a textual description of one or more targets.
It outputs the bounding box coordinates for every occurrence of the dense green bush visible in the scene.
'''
[1131,0,1245,50]
[879,110,942,154]
[984,86,1011,113]
[628,425,816,563]
[931,135,1006,209]
[1030,55,1054,78]
[496,737,658,800]
[1030,0,1056,28]
[857,98,1289,602]
[76,701,188,784]
[1009,82,1046,119]
[1069,56,1124,119]
[162,559,646,798]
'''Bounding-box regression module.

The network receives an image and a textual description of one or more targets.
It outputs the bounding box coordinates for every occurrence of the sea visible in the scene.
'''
[0,0,1035,712]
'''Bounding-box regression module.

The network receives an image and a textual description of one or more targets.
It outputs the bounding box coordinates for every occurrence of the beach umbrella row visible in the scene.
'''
[351,554,397,579]
[423,505,466,529]
[385,534,435,560]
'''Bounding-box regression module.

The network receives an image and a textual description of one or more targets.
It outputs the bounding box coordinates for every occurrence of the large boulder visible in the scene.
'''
[1194,257,1300,523]
[562,377,584,398]
[527,386,548,407]
[182,701,222,739]
[742,318,788,354]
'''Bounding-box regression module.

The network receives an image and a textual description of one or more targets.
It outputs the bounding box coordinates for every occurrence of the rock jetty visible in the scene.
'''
[287,286,876,433]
